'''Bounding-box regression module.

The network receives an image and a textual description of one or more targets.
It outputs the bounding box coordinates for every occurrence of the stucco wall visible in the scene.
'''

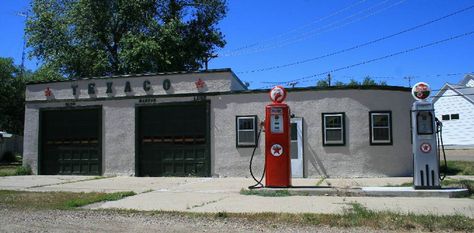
[210,89,413,178]
[23,96,197,176]
[434,89,474,146]
[26,71,240,102]
[23,86,413,177]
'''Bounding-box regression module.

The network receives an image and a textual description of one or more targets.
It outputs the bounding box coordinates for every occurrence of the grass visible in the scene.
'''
[441,161,474,175]
[0,190,135,210]
[117,203,474,232]
[0,164,32,176]
[0,190,472,231]
[0,165,17,176]
[240,188,292,197]
[442,179,474,198]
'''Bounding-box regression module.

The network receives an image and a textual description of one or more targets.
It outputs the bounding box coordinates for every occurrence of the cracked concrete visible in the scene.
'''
[1,176,473,217]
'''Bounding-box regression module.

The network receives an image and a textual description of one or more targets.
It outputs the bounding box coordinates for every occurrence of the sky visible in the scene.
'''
[1,0,473,91]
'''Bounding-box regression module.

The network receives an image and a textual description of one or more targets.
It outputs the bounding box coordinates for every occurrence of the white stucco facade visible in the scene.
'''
[23,69,414,177]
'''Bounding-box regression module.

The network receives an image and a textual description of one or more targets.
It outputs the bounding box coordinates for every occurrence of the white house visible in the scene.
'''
[433,74,474,148]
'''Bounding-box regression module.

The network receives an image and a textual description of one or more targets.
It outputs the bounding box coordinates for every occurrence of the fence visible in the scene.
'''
[0,135,23,161]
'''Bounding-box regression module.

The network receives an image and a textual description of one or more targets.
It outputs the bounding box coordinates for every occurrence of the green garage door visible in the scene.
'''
[137,102,210,177]
[40,108,101,175]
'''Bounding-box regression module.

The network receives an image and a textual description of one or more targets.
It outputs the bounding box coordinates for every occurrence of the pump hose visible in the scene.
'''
[436,119,448,181]
[248,127,265,189]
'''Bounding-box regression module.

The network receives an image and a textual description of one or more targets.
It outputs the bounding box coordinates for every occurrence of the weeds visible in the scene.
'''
[0,190,135,210]
[240,188,291,197]
[441,161,474,175]
[0,165,31,176]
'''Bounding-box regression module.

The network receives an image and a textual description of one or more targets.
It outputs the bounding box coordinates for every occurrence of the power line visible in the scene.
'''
[238,4,474,74]
[259,30,474,88]
[219,0,369,54]
[220,0,406,57]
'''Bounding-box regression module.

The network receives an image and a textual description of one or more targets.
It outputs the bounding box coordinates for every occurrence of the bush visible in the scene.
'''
[15,165,32,175]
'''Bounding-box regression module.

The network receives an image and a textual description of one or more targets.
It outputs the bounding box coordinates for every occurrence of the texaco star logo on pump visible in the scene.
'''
[271,144,283,157]
[420,143,431,153]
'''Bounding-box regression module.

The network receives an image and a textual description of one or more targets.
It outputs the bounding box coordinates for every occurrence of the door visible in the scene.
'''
[137,101,210,177]
[40,107,102,175]
[291,118,303,178]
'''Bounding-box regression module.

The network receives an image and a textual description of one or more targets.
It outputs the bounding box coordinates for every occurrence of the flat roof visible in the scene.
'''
[26,68,244,84]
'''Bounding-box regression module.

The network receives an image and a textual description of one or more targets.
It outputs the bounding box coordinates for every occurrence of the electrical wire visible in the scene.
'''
[221,0,406,57]
[220,0,369,54]
[238,4,474,74]
[258,30,474,88]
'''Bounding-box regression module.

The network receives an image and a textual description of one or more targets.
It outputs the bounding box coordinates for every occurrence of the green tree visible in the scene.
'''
[0,58,25,135]
[362,76,377,86]
[26,0,227,78]
[316,80,329,87]
[347,79,360,87]
[28,64,64,82]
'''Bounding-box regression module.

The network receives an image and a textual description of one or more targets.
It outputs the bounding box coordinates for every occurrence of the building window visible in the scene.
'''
[441,114,450,121]
[322,113,345,146]
[369,111,392,145]
[451,114,459,120]
[236,116,258,147]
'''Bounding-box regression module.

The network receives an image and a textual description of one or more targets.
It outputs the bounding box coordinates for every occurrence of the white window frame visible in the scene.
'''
[236,116,257,147]
[370,112,392,145]
[322,113,345,146]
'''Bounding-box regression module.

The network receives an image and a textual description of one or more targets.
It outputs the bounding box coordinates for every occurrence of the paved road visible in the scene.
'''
[1,176,473,218]
[446,149,474,161]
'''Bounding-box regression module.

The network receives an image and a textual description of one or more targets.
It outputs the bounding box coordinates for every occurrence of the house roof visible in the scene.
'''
[458,73,474,86]
[433,74,474,104]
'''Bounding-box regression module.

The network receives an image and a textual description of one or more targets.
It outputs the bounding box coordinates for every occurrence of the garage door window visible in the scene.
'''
[236,116,258,147]
[322,113,345,146]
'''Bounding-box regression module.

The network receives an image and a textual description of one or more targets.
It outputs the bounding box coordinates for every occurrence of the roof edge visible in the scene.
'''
[26,68,234,85]
[25,85,411,104]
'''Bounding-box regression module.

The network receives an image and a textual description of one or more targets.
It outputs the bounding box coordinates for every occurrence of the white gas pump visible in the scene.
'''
[411,82,441,189]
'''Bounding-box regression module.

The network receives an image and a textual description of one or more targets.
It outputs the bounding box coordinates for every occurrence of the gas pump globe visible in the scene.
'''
[411,82,440,189]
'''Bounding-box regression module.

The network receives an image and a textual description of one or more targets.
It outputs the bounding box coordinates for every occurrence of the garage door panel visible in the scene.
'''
[40,108,101,175]
[138,102,210,177]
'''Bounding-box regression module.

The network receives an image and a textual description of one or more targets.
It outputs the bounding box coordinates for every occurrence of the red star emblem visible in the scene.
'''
[271,144,283,156]
[44,87,52,97]
[195,78,205,89]
[273,146,281,154]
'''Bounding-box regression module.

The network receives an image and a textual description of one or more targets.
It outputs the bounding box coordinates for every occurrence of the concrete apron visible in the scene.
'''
[256,186,470,198]
[86,177,472,218]
[1,176,473,217]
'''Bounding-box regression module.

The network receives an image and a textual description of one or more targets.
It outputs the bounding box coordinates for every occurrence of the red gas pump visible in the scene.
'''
[265,86,291,187]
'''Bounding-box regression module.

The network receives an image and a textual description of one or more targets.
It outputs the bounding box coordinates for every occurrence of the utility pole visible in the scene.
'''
[288,81,298,88]
[17,11,29,78]
[404,76,413,87]
[327,73,332,86]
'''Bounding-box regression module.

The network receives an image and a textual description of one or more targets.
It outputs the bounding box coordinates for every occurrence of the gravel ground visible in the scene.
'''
[0,206,403,233]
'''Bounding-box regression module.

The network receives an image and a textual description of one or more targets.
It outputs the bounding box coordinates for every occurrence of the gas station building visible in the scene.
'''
[23,69,414,178]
